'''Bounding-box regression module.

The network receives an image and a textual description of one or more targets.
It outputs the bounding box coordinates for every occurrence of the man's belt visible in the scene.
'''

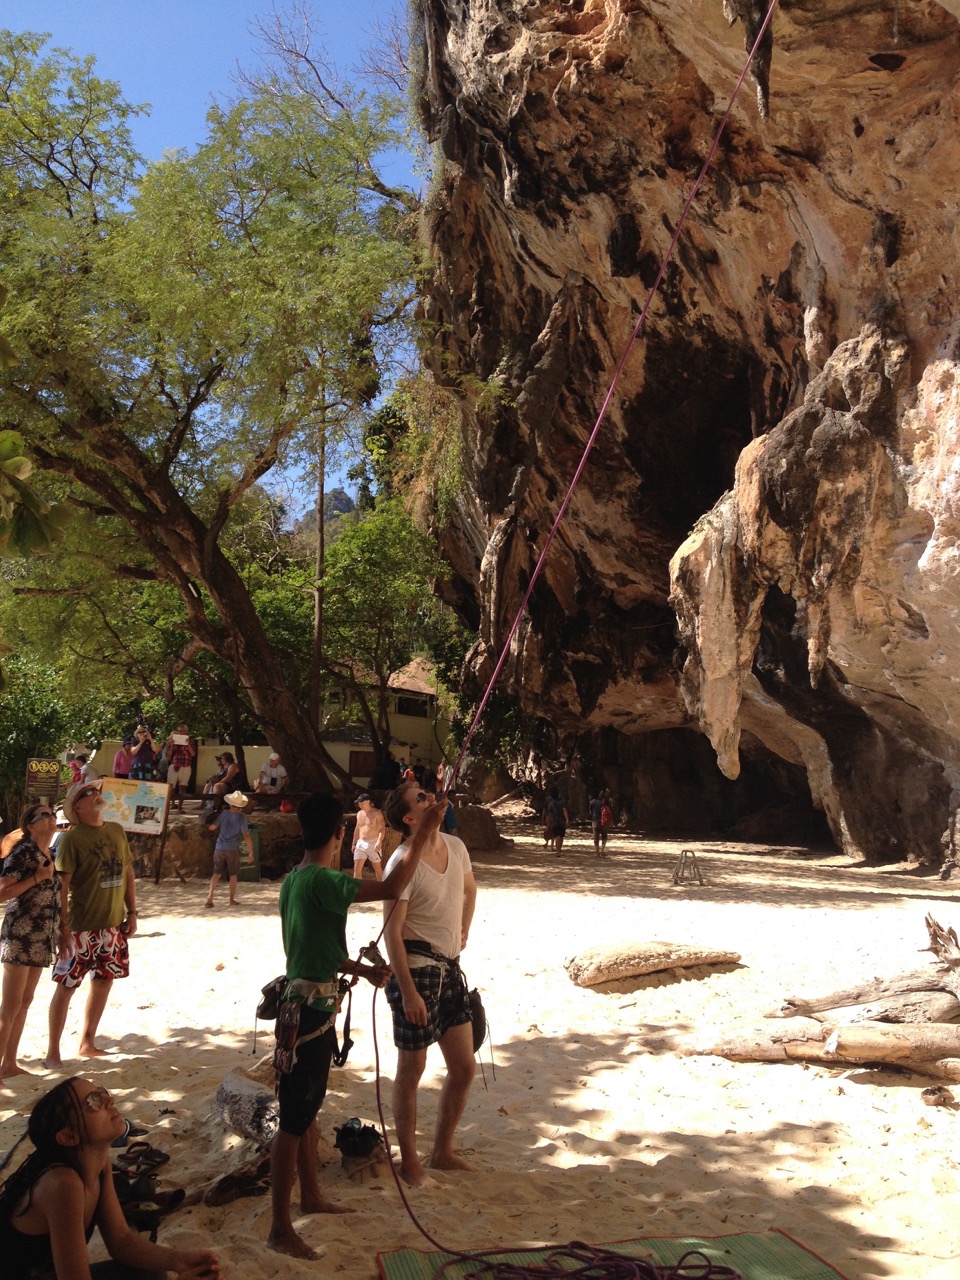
[403,939,459,971]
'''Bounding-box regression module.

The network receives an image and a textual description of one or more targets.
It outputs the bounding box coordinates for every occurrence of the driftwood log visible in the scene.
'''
[564,941,740,987]
[769,914,960,1025]
[690,916,960,1079]
[688,1019,960,1082]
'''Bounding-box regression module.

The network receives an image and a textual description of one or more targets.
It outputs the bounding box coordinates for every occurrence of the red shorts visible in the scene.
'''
[53,926,130,987]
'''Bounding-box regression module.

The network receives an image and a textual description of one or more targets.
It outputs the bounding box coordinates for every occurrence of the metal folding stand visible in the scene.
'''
[671,848,705,886]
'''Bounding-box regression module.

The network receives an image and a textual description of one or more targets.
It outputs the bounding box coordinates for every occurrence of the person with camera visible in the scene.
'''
[129,726,157,781]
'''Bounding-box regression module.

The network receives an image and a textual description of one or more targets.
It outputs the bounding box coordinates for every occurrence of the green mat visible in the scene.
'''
[377,1231,846,1280]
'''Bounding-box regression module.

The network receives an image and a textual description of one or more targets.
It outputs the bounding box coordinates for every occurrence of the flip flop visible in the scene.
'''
[115,1141,170,1173]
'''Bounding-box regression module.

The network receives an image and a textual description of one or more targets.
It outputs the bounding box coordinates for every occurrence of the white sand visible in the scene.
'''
[3,823,960,1280]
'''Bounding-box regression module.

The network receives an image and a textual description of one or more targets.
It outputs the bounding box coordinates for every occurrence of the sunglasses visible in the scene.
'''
[29,810,56,822]
[81,1085,113,1112]
[413,791,429,803]
[76,787,100,801]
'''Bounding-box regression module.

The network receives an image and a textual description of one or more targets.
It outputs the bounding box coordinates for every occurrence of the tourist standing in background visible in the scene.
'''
[129,726,157,781]
[111,738,134,779]
[0,805,62,1081]
[164,724,196,812]
[46,780,136,1067]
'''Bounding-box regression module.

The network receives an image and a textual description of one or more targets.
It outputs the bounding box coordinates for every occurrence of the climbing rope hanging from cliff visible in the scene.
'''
[347,6,784,1270]
[444,0,782,793]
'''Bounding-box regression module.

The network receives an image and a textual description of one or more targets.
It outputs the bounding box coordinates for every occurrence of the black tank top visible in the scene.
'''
[0,1168,97,1276]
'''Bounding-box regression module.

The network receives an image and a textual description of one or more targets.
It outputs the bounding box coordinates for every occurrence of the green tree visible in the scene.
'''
[0,654,122,824]
[320,497,442,761]
[0,29,421,790]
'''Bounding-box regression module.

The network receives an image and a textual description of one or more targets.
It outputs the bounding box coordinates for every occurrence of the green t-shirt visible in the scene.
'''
[55,821,132,932]
[278,864,361,1010]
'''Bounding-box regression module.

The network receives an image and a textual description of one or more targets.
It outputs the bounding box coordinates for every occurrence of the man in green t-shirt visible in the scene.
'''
[45,780,137,1067]
[267,791,445,1260]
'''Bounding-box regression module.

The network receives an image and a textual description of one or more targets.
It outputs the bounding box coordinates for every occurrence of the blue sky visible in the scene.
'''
[3,0,407,160]
[3,1,418,504]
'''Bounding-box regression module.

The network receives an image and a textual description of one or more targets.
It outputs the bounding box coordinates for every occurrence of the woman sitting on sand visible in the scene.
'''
[0,803,63,1082]
[0,1077,220,1279]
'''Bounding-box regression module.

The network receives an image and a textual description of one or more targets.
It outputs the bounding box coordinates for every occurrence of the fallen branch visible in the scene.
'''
[688,1018,960,1081]
[771,970,956,1018]
[770,915,960,1023]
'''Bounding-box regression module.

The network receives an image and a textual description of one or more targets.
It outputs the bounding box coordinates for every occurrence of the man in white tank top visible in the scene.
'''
[382,783,478,1186]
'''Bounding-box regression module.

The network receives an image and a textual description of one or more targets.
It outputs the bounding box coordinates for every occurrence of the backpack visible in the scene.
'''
[600,804,613,827]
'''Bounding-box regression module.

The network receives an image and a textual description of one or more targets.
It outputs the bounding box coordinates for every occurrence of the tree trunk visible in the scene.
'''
[688,1019,960,1080]
[35,421,355,792]
[199,544,352,792]
[309,425,326,729]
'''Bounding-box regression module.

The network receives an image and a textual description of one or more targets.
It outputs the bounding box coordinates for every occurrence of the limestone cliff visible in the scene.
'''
[413,0,960,860]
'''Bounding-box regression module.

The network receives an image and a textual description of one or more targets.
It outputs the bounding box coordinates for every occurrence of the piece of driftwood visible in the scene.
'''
[564,941,741,988]
[803,992,960,1025]
[770,915,960,1024]
[688,1018,960,1080]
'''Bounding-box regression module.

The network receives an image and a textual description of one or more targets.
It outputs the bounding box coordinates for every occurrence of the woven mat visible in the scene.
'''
[377,1231,847,1280]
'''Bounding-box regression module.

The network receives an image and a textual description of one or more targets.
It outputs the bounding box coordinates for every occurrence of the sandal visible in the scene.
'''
[115,1141,171,1174]
[203,1155,271,1206]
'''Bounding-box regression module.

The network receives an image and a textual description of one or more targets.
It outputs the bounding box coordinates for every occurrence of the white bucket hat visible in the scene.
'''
[223,790,248,809]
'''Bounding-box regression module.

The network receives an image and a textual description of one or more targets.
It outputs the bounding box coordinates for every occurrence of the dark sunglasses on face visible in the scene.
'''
[29,810,56,822]
[414,791,429,802]
[77,787,100,801]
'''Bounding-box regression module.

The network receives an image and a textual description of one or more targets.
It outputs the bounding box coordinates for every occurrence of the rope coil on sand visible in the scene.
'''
[434,1243,743,1280]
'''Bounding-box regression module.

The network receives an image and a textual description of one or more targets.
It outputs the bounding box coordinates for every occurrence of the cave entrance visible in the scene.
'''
[578,725,834,846]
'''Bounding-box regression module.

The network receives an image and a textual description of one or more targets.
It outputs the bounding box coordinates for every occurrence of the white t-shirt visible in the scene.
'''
[384,833,472,960]
[259,763,288,787]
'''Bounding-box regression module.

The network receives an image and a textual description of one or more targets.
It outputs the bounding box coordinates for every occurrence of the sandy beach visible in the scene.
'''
[3,821,960,1280]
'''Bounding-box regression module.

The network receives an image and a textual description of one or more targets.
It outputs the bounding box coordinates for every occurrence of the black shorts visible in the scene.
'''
[277,1010,336,1137]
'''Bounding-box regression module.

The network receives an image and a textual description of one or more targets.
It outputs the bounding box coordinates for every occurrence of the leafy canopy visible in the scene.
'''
[0,27,430,787]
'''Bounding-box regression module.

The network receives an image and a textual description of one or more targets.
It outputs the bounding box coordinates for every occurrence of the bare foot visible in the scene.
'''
[228,900,240,907]
[430,1150,475,1173]
[43,1055,63,1069]
[0,1063,33,1077]
[78,1043,109,1059]
[204,900,214,908]
[266,1227,318,1259]
[400,1161,437,1187]
[300,1194,355,1215]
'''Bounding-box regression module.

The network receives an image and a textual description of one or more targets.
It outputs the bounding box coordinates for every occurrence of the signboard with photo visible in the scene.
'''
[99,777,171,836]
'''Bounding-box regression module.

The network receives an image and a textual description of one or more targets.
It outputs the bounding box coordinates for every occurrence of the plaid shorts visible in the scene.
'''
[385,961,472,1051]
[53,926,129,987]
